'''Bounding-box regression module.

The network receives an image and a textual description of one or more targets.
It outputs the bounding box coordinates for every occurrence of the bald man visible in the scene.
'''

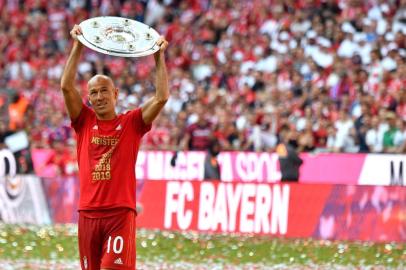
[60,25,169,270]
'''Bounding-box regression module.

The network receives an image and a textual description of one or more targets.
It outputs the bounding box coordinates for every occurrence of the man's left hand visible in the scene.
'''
[154,36,169,61]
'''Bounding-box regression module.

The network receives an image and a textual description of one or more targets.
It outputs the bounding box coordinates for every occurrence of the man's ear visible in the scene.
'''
[114,88,119,99]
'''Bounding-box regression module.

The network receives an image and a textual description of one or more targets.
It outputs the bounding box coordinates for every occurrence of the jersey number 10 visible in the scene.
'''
[107,236,124,254]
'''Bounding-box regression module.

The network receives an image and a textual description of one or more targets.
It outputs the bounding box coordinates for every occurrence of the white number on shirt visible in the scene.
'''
[107,235,124,254]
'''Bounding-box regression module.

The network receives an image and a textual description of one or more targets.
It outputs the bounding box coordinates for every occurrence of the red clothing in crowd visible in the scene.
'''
[186,122,212,150]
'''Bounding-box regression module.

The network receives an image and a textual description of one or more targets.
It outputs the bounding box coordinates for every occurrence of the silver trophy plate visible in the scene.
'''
[77,16,160,58]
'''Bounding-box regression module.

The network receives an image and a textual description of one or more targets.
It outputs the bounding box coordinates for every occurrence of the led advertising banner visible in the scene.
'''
[136,180,406,243]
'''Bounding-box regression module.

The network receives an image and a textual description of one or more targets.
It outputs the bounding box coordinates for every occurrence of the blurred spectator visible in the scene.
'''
[366,116,384,153]
[181,104,212,150]
[356,114,371,153]
[0,0,405,159]
[333,109,355,152]
[7,52,33,81]
[394,119,406,153]
[298,122,316,152]
[8,93,29,131]
[203,139,221,181]
[276,126,303,182]
[383,111,401,152]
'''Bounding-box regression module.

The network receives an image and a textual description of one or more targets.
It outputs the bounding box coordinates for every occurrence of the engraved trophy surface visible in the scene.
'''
[77,16,160,57]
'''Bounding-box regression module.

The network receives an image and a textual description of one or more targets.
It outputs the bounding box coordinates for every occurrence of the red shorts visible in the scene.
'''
[78,208,136,270]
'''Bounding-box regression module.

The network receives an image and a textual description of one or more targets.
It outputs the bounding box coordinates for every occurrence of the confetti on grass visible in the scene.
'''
[136,229,405,269]
[0,225,404,269]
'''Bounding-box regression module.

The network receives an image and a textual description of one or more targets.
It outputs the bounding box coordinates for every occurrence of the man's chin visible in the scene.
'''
[94,107,108,115]
[94,106,116,119]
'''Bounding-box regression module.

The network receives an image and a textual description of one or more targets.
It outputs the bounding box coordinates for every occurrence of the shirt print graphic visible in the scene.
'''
[89,126,120,182]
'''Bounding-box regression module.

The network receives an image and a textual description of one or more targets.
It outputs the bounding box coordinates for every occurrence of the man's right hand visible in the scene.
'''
[61,24,85,122]
[70,24,83,41]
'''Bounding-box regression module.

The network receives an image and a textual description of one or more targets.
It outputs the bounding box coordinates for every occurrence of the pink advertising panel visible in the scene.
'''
[32,149,406,185]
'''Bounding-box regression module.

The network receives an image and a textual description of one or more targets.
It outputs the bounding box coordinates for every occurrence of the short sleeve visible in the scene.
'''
[129,108,152,137]
[71,104,93,133]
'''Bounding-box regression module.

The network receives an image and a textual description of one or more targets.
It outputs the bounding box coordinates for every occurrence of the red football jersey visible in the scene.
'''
[72,105,151,211]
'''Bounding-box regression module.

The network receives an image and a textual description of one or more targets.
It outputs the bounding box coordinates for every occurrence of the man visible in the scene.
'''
[383,111,401,153]
[182,104,212,150]
[203,139,221,180]
[276,126,303,182]
[366,116,385,153]
[60,25,168,270]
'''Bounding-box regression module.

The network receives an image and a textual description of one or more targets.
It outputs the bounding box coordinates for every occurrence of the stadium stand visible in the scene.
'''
[0,0,405,176]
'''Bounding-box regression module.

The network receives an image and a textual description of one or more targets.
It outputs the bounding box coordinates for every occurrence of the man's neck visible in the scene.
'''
[96,113,117,121]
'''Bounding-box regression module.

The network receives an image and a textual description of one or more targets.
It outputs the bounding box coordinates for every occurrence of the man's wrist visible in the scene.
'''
[73,40,83,49]
[154,54,166,67]
[154,51,165,61]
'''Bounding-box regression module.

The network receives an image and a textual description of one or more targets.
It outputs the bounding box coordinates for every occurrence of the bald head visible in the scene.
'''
[88,74,115,89]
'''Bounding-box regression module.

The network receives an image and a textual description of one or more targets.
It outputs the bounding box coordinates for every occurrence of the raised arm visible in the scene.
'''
[141,37,169,125]
[60,25,84,121]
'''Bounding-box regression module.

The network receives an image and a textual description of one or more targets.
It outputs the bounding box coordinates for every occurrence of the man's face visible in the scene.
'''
[88,75,118,119]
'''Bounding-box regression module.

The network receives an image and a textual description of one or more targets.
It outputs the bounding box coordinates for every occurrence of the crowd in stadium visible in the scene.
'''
[0,0,406,175]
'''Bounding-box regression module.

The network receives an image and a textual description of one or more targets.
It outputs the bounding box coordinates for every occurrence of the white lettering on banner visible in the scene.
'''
[254,184,272,233]
[240,184,256,232]
[137,151,282,182]
[178,182,193,229]
[229,152,281,182]
[259,153,281,182]
[173,152,187,180]
[147,152,165,179]
[187,152,205,180]
[218,153,233,182]
[236,153,256,181]
[142,151,205,181]
[138,151,406,185]
[196,183,290,234]
[164,181,193,229]
[271,185,290,234]
[151,152,175,180]
[163,153,176,180]
[226,184,242,231]
[211,183,227,231]
[198,182,215,230]
[359,155,406,186]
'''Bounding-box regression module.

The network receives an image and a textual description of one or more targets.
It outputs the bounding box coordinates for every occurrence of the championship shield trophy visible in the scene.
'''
[77,16,160,57]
